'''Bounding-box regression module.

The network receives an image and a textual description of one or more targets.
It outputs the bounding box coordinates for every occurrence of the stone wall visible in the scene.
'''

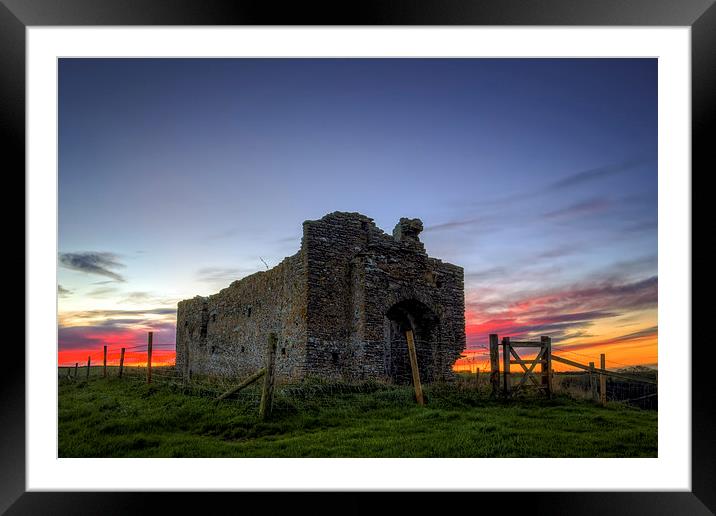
[176,211,465,384]
[175,250,307,381]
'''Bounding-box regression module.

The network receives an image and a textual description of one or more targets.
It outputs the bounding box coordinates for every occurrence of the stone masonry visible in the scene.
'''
[175,212,466,383]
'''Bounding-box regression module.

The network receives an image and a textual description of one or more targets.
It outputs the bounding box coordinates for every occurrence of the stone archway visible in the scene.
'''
[385,299,439,384]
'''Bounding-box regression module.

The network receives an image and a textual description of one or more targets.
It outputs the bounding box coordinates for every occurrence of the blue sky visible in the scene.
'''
[58,58,657,368]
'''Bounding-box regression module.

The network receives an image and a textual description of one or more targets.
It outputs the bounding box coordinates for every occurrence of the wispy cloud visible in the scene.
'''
[61,308,177,322]
[465,258,568,285]
[196,266,257,287]
[543,198,611,219]
[466,266,509,281]
[205,227,242,241]
[59,252,126,282]
[465,310,618,345]
[87,286,119,298]
[555,326,658,354]
[549,158,650,191]
[597,255,657,282]
[536,245,578,259]
[424,217,483,233]
[465,273,657,347]
[276,235,301,244]
[58,284,72,298]
[436,159,652,242]
[604,325,658,343]
[474,157,652,210]
[121,291,152,303]
[118,291,179,306]
[623,220,657,233]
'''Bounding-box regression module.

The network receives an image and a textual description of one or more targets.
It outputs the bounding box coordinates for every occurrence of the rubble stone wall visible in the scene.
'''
[175,250,307,381]
[302,212,465,382]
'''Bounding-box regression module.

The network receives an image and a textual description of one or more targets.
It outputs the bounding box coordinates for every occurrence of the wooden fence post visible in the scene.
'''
[589,362,598,402]
[147,331,153,385]
[119,347,125,378]
[541,336,552,399]
[259,333,278,420]
[103,345,107,378]
[502,337,511,397]
[74,362,78,379]
[405,330,425,405]
[475,367,480,389]
[489,334,499,398]
[600,353,607,406]
[86,356,91,381]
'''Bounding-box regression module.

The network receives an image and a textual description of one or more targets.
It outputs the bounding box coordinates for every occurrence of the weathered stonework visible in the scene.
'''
[176,212,465,383]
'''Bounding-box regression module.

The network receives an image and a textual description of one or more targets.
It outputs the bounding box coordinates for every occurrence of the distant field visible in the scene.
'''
[58,369,657,458]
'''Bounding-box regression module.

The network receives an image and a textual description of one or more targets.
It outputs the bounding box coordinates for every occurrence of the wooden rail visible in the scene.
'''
[216,368,266,402]
[551,355,657,385]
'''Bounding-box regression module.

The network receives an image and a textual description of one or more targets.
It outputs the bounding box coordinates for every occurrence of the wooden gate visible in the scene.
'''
[490,334,552,398]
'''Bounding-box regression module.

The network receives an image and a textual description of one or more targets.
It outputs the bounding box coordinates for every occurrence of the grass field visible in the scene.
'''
[58,370,657,458]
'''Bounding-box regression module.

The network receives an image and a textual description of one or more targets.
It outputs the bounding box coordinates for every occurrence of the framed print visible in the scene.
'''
[5,0,714,514]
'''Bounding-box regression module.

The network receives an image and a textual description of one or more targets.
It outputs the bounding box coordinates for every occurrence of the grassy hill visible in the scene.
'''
[58,370,657,458]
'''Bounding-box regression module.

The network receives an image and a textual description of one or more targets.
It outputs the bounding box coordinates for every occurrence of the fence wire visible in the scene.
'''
[58,340,658,412]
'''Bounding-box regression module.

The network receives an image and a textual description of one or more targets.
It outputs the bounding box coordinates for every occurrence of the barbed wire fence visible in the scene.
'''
[548,345,658,410]
[58,332,658,413]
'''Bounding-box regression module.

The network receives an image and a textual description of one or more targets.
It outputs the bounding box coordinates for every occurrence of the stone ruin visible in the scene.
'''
[175,212,466,383]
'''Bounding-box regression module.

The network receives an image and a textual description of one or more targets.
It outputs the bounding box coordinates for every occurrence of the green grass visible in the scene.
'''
[58,373,657,458]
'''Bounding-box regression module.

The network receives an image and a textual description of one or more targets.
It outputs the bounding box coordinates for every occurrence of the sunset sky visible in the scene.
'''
[58,58,657,371]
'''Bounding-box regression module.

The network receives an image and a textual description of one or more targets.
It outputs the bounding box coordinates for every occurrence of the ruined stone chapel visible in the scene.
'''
[176,212,466,383]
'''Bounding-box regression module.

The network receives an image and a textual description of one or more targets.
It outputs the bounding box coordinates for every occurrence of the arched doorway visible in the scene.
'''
[385,299,439,384]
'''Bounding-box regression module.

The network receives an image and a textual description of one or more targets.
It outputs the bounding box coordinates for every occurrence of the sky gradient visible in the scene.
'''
[58,58,657,371]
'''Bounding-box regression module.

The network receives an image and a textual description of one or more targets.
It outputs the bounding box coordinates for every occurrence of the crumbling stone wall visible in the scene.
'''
[176,250,307,381]
[176,211,465,383]
[303,213,465,382]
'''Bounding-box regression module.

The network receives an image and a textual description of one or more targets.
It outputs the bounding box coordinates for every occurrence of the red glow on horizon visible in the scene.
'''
[58,295,656,373]
[58,348,175,368]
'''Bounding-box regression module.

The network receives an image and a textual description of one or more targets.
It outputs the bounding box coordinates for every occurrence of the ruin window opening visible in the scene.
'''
[281,347,286,356]
[331,352,339,365]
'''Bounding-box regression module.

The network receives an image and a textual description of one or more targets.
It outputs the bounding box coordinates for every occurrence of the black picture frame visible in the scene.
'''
[4,1,712,514]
